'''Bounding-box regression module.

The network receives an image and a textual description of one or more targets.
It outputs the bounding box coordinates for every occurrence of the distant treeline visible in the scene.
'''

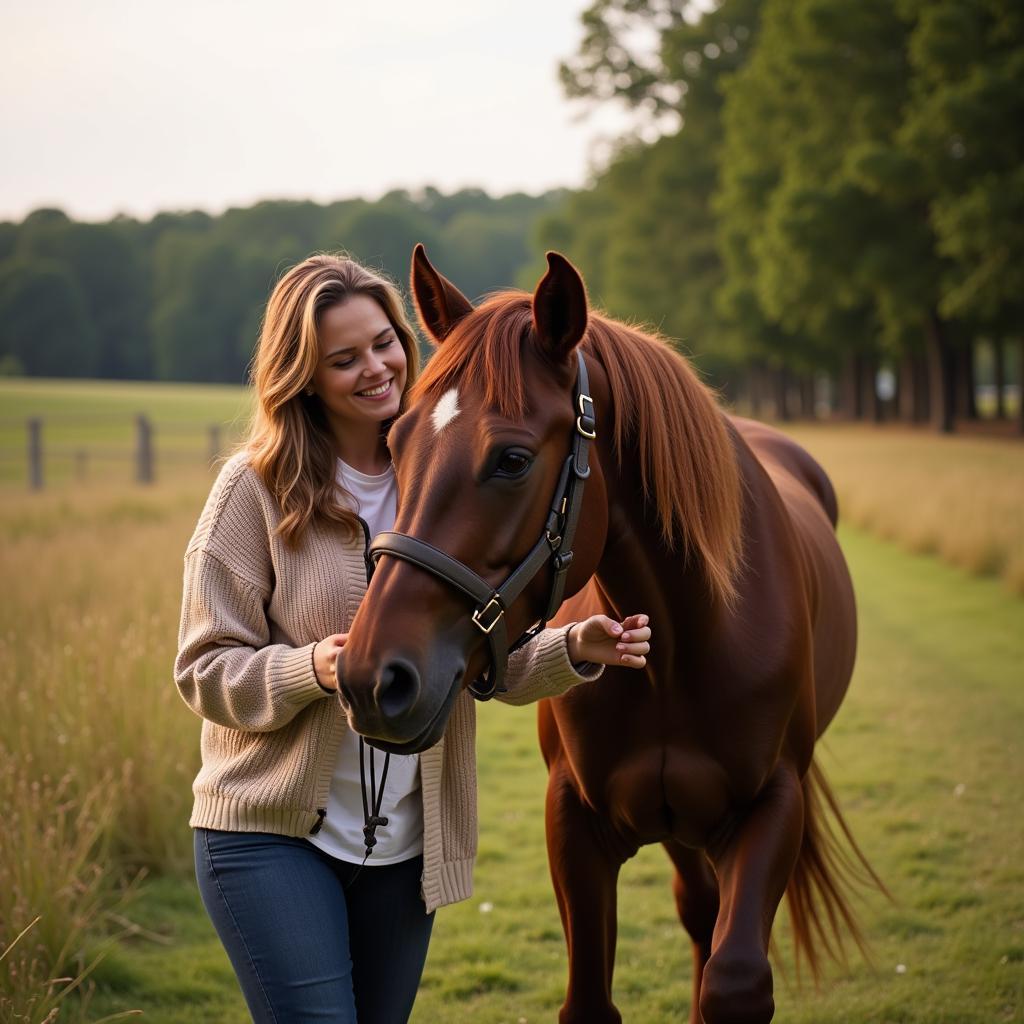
[0,188,562,385]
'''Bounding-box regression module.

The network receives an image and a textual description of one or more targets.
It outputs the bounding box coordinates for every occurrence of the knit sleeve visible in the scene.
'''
[496,623,603,707]
[174,548,330,732]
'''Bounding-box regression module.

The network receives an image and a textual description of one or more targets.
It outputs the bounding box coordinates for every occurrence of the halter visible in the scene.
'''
[368,350,595,700]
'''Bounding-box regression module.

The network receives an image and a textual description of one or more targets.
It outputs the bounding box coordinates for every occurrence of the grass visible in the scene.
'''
[784,423,1024,595]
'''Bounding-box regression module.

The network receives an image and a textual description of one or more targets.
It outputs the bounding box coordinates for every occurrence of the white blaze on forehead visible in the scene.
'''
[431,388,461,434]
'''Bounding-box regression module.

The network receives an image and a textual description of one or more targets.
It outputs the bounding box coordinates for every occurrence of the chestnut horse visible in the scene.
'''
[340,247,877,1023]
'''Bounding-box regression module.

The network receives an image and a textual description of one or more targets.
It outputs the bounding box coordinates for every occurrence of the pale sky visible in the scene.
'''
[1,0,642,222]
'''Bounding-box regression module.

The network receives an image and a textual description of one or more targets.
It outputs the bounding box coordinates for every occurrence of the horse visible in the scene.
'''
[339,245,879,1023]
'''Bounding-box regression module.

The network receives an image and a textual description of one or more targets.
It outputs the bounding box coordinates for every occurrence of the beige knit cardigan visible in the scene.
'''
[174,453,600,913]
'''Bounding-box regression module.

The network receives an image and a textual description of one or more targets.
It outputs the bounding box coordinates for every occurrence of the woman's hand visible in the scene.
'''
[313,633,348,691]
[567,614,651,669]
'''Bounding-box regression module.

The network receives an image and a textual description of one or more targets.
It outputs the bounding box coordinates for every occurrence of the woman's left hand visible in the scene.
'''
[567,614,651,669]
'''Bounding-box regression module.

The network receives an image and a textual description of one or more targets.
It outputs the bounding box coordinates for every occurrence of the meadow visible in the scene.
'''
[1,378,1022,1022]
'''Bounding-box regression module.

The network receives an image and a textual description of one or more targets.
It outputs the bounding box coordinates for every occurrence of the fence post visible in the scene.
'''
[28,417,43,490]
[136,414,154,484]
[208,424,222,463]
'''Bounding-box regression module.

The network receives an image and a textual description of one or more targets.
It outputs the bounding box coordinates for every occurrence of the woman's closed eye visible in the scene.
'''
[333,339,395,369]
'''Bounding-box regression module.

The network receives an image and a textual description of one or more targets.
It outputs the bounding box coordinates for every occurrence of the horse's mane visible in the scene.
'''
[411,292,743,605]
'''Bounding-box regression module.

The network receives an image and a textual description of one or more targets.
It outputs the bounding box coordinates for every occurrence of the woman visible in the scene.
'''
[174,253,651,1023]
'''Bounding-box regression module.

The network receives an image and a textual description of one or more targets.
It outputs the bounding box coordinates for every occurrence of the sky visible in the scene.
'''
[0,0,643,223]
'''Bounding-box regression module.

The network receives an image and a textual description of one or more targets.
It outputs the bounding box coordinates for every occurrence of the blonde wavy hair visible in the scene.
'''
[243,253,420,547]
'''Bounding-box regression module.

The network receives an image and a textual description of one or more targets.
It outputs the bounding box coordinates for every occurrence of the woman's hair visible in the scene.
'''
[242,253,420,547]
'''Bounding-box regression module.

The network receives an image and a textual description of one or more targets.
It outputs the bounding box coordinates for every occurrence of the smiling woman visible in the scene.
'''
[171,250,652,1024]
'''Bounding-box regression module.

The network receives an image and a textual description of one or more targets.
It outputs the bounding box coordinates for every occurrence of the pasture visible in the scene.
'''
[1,378,1022,1022]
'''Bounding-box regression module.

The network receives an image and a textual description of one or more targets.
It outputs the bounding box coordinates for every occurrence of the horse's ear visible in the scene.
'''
[532,251,588,362]
[410,243,473,345]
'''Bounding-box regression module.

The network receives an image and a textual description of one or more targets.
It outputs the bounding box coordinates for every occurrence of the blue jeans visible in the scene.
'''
[194,828,435,1023]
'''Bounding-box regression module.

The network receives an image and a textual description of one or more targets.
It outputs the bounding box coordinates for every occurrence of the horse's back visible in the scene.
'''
[730,416,856,734]
[729,416,838,527]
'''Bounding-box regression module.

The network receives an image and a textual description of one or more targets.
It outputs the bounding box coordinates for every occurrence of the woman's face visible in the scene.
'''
[311,294,408,430]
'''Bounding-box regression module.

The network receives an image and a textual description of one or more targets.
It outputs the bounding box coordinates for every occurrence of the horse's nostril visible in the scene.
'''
[336,680,354,710]
[378,659,421,721]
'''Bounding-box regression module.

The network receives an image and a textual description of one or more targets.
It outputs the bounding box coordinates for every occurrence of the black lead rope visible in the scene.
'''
[345,737,391,890]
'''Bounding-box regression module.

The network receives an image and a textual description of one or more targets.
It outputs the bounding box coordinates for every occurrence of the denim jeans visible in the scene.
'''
[194,828,435,1023]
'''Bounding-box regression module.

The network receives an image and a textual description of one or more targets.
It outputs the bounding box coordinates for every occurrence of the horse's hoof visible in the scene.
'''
[699,950,774,1024]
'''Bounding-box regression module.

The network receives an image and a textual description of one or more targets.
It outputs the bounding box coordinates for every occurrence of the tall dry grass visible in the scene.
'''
[783,425,1024,594]
[1,472,212,1021]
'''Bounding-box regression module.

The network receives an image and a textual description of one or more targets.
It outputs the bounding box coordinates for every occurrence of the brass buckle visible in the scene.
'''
[576,393,596,439]
[472,597,504,635]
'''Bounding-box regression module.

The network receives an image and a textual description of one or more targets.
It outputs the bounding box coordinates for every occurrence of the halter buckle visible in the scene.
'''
[472,597,504,635]
[576,393,596,439]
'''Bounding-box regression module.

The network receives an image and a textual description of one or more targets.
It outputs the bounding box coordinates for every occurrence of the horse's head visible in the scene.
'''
[337,245,607,753]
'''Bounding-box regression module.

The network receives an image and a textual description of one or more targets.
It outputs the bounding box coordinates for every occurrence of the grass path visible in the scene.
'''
[80,526,1024,1023]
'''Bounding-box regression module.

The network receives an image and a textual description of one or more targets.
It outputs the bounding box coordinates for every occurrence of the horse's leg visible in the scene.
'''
[700,762,804,1024]
[545,762,625,1024]
[663,840,720,1024]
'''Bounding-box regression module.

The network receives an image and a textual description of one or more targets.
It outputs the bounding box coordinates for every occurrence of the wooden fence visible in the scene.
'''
[3,416,238,490]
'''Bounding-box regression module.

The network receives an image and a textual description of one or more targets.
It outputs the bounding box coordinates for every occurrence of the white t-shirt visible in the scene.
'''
[306,458,423,865]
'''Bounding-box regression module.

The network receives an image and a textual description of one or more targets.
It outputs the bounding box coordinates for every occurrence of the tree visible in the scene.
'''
[0,258,97,377]
[545,0,769,390]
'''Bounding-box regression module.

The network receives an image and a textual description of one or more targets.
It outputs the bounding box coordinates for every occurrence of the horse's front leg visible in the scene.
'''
[700,762,804,1024]
[663,840,720,1024]
[545,763,627,1024]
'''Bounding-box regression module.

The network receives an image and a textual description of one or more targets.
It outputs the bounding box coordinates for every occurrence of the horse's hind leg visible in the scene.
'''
[545,763,626,1024]
[700,762,804,1024]
[663,840,720,1024]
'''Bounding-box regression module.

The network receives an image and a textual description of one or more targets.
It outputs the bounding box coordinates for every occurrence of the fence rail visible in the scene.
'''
[4,416,239,489]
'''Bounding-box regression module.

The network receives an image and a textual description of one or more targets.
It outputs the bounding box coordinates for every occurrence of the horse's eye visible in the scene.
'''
[495,449,532,478]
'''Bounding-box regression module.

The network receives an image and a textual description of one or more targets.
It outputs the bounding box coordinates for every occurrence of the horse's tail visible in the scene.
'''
[785,758,888,981]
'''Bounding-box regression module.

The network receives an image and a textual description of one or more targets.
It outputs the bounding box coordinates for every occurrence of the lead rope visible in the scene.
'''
[344,737,391,890]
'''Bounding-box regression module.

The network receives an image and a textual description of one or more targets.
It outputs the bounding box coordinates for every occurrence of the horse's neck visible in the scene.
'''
[594,446,720,639]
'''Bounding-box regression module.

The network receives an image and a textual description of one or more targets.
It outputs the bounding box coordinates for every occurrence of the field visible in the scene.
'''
[1,378,1022,1022]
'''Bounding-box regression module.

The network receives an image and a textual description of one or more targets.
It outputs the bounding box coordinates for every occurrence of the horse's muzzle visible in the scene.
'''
[337,650,464,755]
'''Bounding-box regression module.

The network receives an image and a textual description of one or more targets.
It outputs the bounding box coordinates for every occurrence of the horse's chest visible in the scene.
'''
[554,707,737,849]
[554,684,783,850]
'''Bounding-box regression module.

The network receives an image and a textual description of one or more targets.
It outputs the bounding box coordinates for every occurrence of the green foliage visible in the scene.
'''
[0,258,98,377]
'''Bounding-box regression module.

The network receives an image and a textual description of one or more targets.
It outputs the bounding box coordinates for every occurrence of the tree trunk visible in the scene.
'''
[898,356,916,422]
[774,367,791,421]
[839,353,863,420]
[994,337,1006,419]
[799,374,816,419]
[926,313,956,433]
[860,356,882,424]
[1018,338,1024,436]
[955,340,978,420]
[749,366,763,419]
[914,351,930,422]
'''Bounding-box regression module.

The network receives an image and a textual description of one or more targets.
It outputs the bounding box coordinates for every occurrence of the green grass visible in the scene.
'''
[79,526,1024,1023]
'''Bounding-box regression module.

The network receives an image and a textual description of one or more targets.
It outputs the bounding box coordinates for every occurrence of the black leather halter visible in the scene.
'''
[368,351,596,700]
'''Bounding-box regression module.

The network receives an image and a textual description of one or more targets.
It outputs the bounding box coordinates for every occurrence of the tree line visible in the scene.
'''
[541,0,1022,431]
[0,189,562,384]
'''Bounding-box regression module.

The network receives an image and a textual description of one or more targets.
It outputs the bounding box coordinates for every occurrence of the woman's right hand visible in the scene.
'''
[313,633,348,692]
